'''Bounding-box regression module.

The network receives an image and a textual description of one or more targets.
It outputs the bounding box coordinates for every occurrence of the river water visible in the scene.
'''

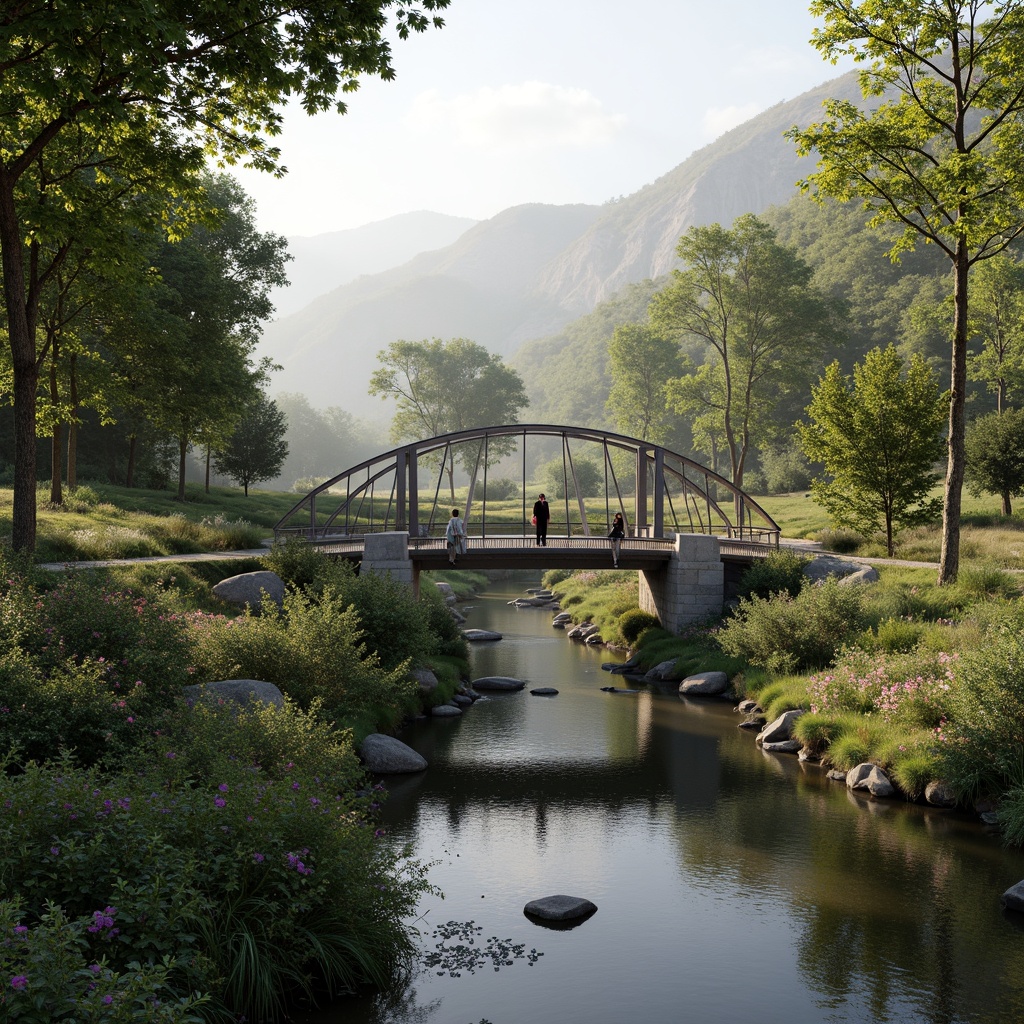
[314,577,1024,1024]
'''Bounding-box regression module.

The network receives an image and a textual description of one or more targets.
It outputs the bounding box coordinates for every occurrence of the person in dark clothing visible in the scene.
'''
[608,512,625,566]
[532,493,550,546]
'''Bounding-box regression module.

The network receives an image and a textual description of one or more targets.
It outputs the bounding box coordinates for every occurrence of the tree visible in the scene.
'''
[788,0,1024,582]
[0,1,448,550]
[799,345,946,556]
[214,393,289,496]
[542,455,602,501]
[650,214,839,490]
[369,338,529,499]
[967,254,1024,414]
[965,409,1024,515]
[605,323,684,444]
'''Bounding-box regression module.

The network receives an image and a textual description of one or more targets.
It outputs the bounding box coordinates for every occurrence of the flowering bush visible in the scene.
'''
[0,900,207,1023]
[0,700,432,1021]
[807,647,957,729]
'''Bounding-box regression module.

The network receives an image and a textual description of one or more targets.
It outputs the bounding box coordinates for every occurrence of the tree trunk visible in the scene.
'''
[67,353,78,490]
[1002,491,1012,516]
[0,175,39,551]
[49,335,62,505]
[205,445,211,493]
[939,241,969,585]
[126,435,137,488]
[178,438,187,500]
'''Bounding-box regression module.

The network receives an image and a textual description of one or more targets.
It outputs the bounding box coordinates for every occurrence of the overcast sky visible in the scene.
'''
[230,1,854,238]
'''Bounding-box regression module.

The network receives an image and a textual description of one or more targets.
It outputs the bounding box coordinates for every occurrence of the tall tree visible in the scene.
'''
[799,345,946,556]
[369,337,529,499]
[788,0,1024,582]
[967,254,1024,414]
[605,323,684,444]
[0,1,448,550]
[965,409,1024,515]
[214,393,289,496]
[650,214,839,490]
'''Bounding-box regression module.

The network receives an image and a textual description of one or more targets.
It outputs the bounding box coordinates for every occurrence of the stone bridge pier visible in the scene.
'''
[639,534,724,633]
[362,532,418,596]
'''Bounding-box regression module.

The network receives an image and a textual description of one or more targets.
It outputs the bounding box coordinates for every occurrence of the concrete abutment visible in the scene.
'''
[640,534,724,633]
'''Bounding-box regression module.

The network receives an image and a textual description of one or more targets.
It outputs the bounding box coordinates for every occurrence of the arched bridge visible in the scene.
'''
[274,425,780,630]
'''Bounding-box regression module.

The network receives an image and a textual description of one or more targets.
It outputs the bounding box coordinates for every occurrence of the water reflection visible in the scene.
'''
[310,579,1024,1024]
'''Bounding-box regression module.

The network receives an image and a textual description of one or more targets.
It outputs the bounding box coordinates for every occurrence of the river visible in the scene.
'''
[310,576,1024,1024]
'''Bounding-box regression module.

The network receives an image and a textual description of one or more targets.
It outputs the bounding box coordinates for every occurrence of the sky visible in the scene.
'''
[230,1,855,238]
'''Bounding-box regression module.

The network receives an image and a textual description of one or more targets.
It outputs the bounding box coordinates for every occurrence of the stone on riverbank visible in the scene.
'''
[762,739,802,754]
[524,895,597,922]
[463,629,502,642]
[359,734,428,773]
[846,762,896,798]
[567,622,599,640]
[410,668,439,696]
[212,570,285,611]
[472,676,526,691]
[757,709,805,745]
[924,780,958,807]
[431,703,462,717]
[803,555,874,584]
[184,679,284,709]
[530,687,559,696]
[1000,880,1024,912]
[435,582,457,604]
[679,671,729,696]
[644,659,682,682]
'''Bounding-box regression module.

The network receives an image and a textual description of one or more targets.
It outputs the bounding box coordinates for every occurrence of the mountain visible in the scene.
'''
[271,210,478,317]
[259,71,865,416]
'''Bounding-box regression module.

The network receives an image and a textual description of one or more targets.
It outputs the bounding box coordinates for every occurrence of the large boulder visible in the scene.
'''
[803,555,871,584]
[435,582,457,604]
[212,570,285,611]
[431,703,462,717]
[838,566,880,586]
[523,895,597,922]
[679,671,729,696]
[846,762,897,798]
[359,734,428,773]
[472,676,526,691]
[183,679,284,709]
[757,709,805,745]
[567,622,600,640]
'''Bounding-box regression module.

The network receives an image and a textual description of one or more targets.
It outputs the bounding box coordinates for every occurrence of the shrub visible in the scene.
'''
[955,563,1020,600]
[617,609,660,646]
[935,619,1024,806]
[0,900,208,1023]
[486,477,518,501]
[749,677,809,720]
[737,550,808,600]
[815,527,862,553]
[869,617,926,654]
[718,578,865,673]
[263,538,329,590]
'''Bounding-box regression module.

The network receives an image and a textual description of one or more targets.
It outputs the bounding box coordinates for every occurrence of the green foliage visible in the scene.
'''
[617,609,660,647]
[935,618,1024,802]
[213,393,289,496]
[486,477,519,501]
[799,345,946,555]
[605,322,684,443]
[870,617,926,654]
[541,455,602,500]
[0,900,208,1023]
[954,562,1020,600]
[748,677,810,720]
[651,213,840,487]
[187,591,417,727]
[736,549,808,600]
[966,409,1024,515]
[718,578,866,673]
[263,538,326,590]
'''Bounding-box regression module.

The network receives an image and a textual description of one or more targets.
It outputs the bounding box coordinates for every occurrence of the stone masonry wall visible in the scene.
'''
[361,532,418,595]
[639,533,723,633]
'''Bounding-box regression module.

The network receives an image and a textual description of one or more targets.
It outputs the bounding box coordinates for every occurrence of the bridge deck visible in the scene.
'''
[305,533,773,570]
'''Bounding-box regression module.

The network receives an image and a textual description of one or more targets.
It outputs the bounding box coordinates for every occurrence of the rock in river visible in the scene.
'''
[359,734,427,773]
[524,895,598,922]
[463,628,502,642]
[472,676,526,692]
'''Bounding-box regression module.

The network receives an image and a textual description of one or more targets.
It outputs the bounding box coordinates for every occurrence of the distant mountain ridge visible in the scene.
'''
[260,71,865,416]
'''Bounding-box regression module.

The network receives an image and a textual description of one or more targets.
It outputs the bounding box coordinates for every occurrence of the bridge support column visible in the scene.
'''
[361,532,419,597]
[639,534,723,633]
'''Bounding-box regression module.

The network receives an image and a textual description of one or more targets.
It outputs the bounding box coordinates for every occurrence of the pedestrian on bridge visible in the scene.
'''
[532,493,550,546]
[608,512,625,567]
[446,509,466,564]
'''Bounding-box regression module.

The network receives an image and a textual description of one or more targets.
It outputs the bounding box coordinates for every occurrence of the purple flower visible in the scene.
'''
[103,994,113,1005]
[252,852,265,863]
[10,975,27,990]
[165,751,176,759]
[14,926,27,937]
[50,846,59,856]
[218,783,228,792]
[291,782,300,791]
[88,964,101,975]
[214,797,226,808]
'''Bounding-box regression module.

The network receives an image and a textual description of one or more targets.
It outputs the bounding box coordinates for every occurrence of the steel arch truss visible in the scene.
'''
[272,424,780,544]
